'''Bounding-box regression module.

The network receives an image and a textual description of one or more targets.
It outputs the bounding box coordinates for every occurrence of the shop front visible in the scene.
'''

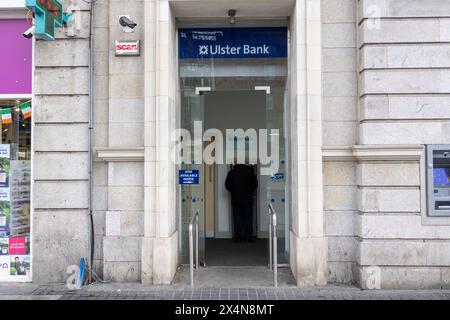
[9,0,450,289]
[0,0,327,287]
[0,16,33,282]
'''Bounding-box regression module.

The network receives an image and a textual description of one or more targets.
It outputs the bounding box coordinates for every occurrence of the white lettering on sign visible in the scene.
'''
[199,44,271,56]
[243,44,269,55]
[115,40,140,56]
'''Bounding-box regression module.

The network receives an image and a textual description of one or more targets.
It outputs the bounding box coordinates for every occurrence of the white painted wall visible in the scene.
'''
[0,0,27,19]
[0,0,25,9]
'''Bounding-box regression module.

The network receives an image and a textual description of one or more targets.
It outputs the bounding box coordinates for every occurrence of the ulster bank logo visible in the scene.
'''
[199,45,209,55]
[198,44,270,57]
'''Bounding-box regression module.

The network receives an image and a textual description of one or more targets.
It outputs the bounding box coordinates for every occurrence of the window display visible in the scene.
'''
[0,100,32,281]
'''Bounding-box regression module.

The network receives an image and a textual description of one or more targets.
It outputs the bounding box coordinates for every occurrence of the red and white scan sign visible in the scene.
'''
[115,40,140,56]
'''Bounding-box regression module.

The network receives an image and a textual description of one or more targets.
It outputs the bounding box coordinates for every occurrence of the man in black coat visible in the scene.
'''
[225,164,258,242]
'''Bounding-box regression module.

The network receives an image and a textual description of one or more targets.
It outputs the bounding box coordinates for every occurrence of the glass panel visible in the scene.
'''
[179,92,206,265]
[0,100,32,280]
[265,87,288,265]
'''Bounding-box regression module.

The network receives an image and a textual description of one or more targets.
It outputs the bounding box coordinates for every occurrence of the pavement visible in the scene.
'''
[0,266,449,300]
[1,282,450,300]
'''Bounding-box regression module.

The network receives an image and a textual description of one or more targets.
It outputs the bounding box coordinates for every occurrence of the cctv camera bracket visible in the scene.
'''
[23,26,35,39]
[119,15,134,33]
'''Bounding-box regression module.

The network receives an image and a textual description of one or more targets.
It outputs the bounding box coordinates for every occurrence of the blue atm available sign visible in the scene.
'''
[179,170,200,185]
[179,27,288,59]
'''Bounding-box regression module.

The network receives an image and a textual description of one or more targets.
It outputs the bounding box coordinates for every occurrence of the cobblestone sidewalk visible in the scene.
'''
[0,283,450,300]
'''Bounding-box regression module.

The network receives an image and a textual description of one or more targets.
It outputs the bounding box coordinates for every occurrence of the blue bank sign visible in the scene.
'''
[179,27,288,59]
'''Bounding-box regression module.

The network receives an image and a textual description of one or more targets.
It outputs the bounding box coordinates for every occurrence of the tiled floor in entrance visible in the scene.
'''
[172,266,296,288]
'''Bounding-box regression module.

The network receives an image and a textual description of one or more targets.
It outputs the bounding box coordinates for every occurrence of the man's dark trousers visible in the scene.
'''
[232,203,253,241]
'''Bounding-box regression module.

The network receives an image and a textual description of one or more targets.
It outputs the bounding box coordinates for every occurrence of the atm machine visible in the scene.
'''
[427,145,450,216]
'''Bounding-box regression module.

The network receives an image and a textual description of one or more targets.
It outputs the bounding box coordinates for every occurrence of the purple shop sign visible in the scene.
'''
[0,19,33,95]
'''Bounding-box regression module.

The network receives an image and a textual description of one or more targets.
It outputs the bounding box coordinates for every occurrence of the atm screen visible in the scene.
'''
[434,168,450,187]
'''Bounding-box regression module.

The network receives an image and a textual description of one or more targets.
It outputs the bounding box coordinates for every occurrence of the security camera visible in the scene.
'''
[119,16,137,30]
[23,26,35,39]
[228,9,237,24]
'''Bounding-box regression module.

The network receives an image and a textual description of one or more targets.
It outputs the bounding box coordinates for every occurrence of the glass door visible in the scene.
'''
[178,84,289,267]
[179,88,207,265]
[263,86,289,266]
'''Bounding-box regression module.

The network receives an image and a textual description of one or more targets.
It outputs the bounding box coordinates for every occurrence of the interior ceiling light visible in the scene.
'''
[228,9,236,24]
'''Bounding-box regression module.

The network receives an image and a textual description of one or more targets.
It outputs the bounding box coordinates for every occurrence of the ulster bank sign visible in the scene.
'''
[179,27,288,59]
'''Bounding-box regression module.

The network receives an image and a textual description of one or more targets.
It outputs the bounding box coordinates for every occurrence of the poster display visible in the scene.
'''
[10,255,30,277]
[0,256,10,277]
[0,146,31,281]
[0,146,11,238]
[10,161,31,237]
[0,238,8,255]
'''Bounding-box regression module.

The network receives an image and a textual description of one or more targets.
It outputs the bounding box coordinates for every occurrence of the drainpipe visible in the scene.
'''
[87,0,95,284]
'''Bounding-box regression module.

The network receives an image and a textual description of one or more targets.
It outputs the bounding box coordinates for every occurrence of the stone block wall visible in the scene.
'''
[33,0,92,283]
[32,0,146,283]
[356,0,450,289]
[321,0,358,284]
[31,0,450,288]
[100,0,145,282]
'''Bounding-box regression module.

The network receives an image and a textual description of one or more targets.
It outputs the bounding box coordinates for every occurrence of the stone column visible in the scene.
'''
[321,0,359,284]
[141,0,157,284]
[102,0,145,282]
[142,0,178,284]
[288,0,328,286]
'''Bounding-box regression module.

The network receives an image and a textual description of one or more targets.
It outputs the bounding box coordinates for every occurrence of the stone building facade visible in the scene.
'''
[2,0,450,289]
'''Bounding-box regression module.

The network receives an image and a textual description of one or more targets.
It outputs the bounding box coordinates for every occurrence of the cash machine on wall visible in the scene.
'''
[427,145,450,216]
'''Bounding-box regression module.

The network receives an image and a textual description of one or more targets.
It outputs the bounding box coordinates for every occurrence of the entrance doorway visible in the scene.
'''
[179,87,289,267]
[204,91,265,266]
[177,26,290,277]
